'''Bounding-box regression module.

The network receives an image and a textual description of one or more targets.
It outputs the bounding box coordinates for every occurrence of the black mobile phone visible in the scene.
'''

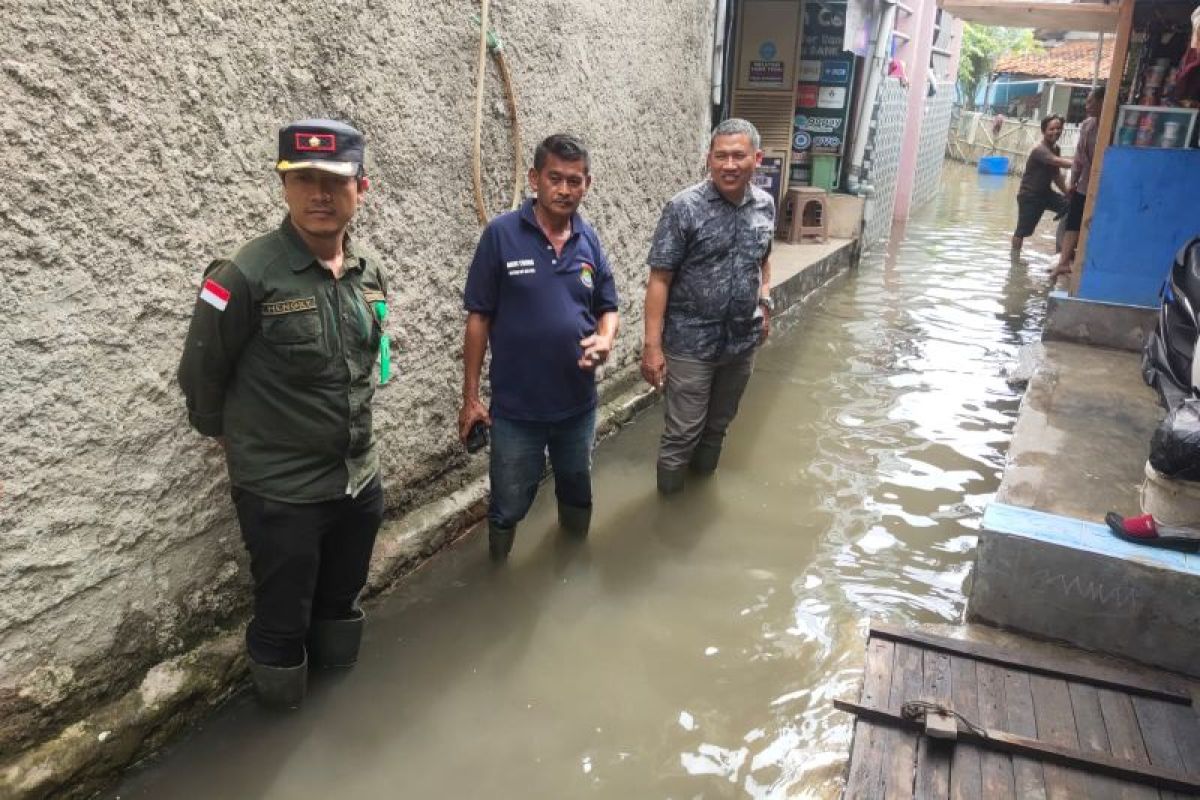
[466,421,489,453]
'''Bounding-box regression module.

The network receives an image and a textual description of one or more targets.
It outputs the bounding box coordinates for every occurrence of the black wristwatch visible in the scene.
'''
[758,296,775,313]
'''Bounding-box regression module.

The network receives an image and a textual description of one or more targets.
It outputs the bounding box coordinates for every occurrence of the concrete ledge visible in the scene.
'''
[770,237,858,312]
[0,635,244,800]
[1043,291,1157,352]
[968,502,1200,677]
[994,341,1160,522]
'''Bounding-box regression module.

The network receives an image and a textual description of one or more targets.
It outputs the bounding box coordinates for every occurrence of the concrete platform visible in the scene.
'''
[992,341,1160,522]
[769,237,857,311]
[1043,291,1157,353]
[966,340,1200,676]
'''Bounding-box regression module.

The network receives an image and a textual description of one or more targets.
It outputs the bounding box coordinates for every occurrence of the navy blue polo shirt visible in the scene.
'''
[464,199,619,422]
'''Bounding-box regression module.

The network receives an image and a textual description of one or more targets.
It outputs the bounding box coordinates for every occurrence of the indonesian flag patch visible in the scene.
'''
[200,278,231,311]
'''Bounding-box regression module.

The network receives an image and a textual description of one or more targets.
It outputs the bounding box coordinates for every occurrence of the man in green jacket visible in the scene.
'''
[178,119,388,709]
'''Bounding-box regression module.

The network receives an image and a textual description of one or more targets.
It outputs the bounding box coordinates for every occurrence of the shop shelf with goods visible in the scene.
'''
[1115,105,1198,148]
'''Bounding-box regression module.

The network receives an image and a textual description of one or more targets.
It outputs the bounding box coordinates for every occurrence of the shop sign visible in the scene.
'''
[793,112,846,155]
[795,0,855,159]
[798,60,822,82]
[821,60,851,85]
[818,86,847,109]
[749,60,785,86]
[796,84,820,108]
[752,156,784,207]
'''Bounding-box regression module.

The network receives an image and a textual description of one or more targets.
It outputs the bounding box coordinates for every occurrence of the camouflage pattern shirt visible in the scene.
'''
[647,180,775,361]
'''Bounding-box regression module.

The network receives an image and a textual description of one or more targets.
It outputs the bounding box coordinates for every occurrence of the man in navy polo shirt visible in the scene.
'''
[459,134,620,560]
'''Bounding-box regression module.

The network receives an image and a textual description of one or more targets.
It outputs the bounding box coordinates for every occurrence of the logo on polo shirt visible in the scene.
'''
[505,259,535,277]
[580,263,594,289]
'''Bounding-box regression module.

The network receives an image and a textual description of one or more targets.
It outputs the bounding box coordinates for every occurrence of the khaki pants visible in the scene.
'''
[659,350,756,470]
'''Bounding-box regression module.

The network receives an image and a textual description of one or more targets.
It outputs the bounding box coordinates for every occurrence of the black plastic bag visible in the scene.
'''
[1142,236,1200,409]
[1150,398,1200,481]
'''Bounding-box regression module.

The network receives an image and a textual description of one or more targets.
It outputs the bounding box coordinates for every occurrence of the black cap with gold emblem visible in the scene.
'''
[276,119,365,178]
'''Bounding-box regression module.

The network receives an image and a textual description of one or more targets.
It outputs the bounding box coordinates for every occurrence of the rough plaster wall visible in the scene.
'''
[0,0,715,753]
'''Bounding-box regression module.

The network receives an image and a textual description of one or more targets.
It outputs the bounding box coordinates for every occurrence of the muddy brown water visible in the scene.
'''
[109,165,1056,799]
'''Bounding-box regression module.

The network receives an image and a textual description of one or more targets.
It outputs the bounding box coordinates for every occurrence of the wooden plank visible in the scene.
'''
[869,624,1191,705]
[1098,689,1161,800]
[844,637,896,798]
[1164,702,1200,800]
[1164,701,1200,778]
[915,650,953,800]
[1134,697,1189,800]
[1070,0,1135,296]
[835,700,1200,794]
[1030,675,1089,799]
[1005,669,1048,800]
[1068,682,1126,800]
[937,0,1119,32]
[949,657,983,800]
[878,642,923,800]
[975,663,1016,798]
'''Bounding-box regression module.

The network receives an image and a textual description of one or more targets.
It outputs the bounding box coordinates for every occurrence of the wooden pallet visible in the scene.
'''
[840,624,1200,799]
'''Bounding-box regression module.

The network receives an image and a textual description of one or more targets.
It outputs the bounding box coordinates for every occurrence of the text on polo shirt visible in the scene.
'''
[506,259,536,276]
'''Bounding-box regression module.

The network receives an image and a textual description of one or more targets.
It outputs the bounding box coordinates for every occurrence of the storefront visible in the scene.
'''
[723,0,874,208]
[944,0,1200,308]
[1074,0,1200,307]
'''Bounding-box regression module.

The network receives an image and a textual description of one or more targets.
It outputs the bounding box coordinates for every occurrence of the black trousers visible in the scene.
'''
[232,477,384,667]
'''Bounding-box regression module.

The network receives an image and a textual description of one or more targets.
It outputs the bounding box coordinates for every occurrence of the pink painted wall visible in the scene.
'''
[887,0,961,221]
[893,0,940,220]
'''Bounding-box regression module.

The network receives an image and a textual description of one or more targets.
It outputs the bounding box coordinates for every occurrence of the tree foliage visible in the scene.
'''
[958,24,1040,108]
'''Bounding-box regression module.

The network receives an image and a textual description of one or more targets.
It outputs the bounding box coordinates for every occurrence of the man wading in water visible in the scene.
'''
[1011,114,1072,265]
[641,118,776,494]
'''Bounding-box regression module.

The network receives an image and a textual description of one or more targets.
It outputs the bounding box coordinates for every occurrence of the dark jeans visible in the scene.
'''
[488,409,596,529]
[232,477,383,667]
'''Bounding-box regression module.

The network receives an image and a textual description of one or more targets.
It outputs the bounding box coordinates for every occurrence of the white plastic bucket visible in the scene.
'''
[1141,460,1200,527]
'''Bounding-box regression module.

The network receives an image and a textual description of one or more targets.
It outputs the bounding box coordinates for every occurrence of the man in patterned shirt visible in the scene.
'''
[641,118,776,494]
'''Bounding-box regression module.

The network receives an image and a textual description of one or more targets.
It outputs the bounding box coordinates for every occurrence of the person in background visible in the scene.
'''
[1054,87,1105,279]
[1172,7,1200,107]
[1011,114,1073,264]
[178,120,388,709]
[458,134,620,561]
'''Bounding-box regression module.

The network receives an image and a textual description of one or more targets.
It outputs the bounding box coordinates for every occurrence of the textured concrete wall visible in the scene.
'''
[0,0,714,757]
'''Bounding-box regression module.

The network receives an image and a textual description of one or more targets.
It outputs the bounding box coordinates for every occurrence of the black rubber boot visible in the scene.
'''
[557,502,592,536]
[308,610,365,669]
[689,443,722,475]
[248,653,307,711]
[489,522,516,561]
[657,464,685,495]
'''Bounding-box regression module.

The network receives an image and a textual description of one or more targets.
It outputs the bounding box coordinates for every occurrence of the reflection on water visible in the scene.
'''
[111,164,1048,799]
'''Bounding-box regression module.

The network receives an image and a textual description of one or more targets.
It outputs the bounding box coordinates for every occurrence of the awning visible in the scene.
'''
[936,0,1120,32]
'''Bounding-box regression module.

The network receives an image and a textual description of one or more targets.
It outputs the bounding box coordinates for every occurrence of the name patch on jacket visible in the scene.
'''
[362,289,386,304]
[261,297,318,316]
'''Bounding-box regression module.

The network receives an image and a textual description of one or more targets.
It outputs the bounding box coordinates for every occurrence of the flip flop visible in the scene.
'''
[1105,512,1200,552]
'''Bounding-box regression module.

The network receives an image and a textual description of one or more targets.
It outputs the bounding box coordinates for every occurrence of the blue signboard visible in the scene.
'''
[821,60,852,85]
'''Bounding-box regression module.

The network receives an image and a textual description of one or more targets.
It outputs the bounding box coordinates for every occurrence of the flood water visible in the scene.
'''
[111,164,1058,799]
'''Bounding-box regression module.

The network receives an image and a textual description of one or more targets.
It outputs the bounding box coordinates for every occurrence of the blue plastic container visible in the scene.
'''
[978,155,1010,175]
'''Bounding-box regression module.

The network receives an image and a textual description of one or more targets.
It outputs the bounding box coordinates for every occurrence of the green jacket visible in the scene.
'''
[178,218,388,502]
